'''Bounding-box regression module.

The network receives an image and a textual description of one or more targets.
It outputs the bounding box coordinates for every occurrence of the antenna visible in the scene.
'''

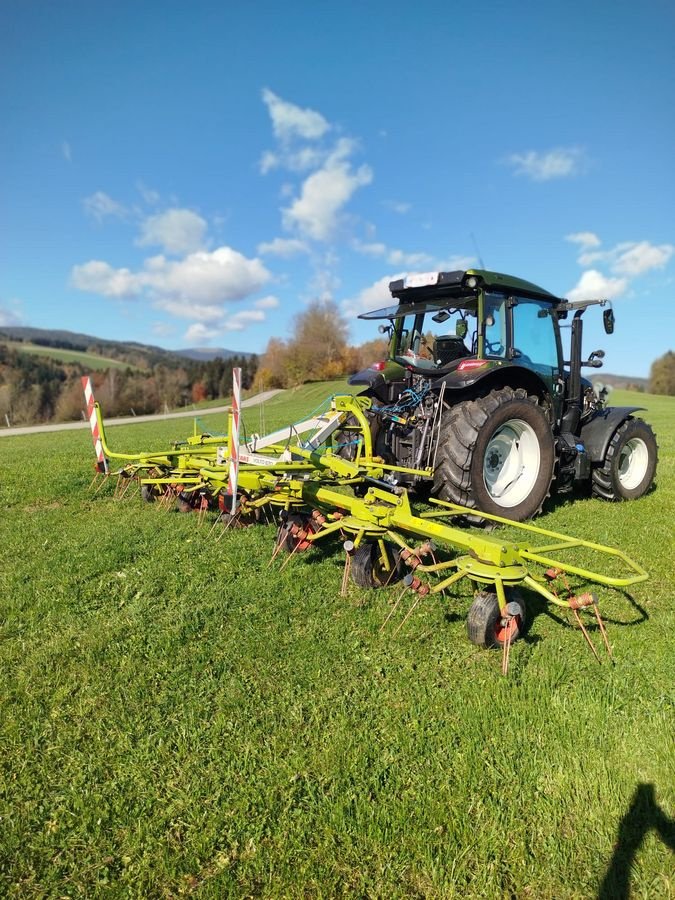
[470,233,485,270]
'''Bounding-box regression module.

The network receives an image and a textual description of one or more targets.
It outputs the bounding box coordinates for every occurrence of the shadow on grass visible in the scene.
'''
[598,783,675,899]
[520,586,648,634]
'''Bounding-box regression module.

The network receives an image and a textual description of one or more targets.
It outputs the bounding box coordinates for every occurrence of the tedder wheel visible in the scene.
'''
[466,589,527,649]
[433,387,555,521]
[218,490,262,526]
[591,417,658,502]
[141,483,158,503]
[275,514,317,554]
[350,542,402,588]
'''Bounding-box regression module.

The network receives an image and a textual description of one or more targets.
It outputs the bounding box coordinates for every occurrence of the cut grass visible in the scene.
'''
[0,384,673,897]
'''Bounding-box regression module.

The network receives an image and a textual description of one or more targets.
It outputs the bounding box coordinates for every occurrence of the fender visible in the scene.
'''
[579,407,645,462]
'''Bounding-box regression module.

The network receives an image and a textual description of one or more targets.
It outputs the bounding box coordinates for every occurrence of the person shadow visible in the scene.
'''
[598,783,675,898]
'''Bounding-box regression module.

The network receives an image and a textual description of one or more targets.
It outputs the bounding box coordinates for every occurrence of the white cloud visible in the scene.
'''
[72,246,270,312]
[612,241,674,276]
[184,308,268,344]
[257,237,309,257]
[262,88,330,142]
[137,181,160,205]
[506,147,585,181]
[566,231,601,249]
[353,240,388,258]
[225,309,266,328]
[341,274,403,318]
[387,249,434,268]
[353,240,472,271]
[383,200,411,215]
[151,321,176,337]
[154,299,225,322]
[282,142,373,241]
[569,237,675,276]
[254,295,279,309]
[0,300,23,327]
[259,151,280,174]
[83,191,128,222]
[566,269,628,303]
[137,208,208,255]
[437,254,477,271]
[71,260,142,299]
[184,323,211,344]
[61,141,72,163]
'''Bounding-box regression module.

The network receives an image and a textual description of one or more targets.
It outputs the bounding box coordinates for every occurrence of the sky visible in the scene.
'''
[1,0,674,377]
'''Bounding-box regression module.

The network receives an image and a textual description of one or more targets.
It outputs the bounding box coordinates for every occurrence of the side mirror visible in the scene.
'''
[603,308,615,334]
[456,320,468,339]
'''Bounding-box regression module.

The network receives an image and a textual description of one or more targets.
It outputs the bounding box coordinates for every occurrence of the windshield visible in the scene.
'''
[392,304,479,369]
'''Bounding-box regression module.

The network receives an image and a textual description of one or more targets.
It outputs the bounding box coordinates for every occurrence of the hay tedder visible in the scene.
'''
[83,371,647,673]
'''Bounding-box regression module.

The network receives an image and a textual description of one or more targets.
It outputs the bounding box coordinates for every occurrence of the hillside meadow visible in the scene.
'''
[0,384,673,897]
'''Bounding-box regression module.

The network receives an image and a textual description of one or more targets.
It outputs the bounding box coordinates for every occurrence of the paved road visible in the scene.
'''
[0,389,285,438]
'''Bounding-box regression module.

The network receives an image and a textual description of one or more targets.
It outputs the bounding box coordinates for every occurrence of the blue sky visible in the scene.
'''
[1,0,673,377]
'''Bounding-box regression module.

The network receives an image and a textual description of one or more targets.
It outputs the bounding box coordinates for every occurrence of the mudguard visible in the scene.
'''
[579,407,645,462]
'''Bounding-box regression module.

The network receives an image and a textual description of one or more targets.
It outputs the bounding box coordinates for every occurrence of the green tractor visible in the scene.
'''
[349,269,657,521]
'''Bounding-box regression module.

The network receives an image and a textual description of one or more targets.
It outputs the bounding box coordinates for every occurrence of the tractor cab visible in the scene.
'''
[354,269,565,400]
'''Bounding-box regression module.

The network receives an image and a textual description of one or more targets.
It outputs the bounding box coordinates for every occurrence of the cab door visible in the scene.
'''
[509,297,563,407]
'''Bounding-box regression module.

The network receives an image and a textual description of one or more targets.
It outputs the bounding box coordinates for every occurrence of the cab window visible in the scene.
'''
[484,293,507,358]
[511,299,559,370]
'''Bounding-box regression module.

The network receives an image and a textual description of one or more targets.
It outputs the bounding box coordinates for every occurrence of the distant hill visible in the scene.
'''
[175,347,255,361]
[0,326,252,366]
[591,373,649,391]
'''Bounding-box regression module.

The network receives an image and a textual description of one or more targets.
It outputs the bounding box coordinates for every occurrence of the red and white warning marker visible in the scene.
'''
[81,375,109,474]
[225,367,241,514]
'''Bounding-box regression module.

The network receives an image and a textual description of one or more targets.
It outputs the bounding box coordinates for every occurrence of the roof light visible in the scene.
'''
[457,359,489,372]
[465,276,478,288]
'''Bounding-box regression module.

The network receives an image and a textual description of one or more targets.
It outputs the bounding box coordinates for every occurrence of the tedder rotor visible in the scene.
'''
[81,373,648,673]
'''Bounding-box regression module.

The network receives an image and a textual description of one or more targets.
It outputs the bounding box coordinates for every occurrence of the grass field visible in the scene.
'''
[1,384,673,897]
[4,341,137,371]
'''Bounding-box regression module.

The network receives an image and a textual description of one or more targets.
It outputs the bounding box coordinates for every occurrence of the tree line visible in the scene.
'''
[0,343,257,425]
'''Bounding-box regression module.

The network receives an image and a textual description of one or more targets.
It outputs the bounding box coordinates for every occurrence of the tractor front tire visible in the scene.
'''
[591,417,657,501]
[433,387,555,521]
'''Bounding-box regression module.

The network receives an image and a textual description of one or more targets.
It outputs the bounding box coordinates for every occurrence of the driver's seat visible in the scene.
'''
[434,335,469,366]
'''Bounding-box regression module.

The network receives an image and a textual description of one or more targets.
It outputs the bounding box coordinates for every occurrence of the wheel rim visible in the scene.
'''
[618,438,649,490]
[494,612,523,644]
[483,419,541,508]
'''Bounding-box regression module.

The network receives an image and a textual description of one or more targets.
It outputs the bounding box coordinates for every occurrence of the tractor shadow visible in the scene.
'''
[598,783,675,899]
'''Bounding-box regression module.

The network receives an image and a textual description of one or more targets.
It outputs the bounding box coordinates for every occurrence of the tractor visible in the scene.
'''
[349,269,657,521]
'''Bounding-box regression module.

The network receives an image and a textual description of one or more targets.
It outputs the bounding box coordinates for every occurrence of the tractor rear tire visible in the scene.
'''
[591,417,657,501]
[433,387,555,521]
[351,542,402,588]
[466,589,527,649]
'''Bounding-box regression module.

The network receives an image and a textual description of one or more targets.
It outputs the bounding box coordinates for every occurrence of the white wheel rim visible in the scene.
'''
[483,419,541,508]
[618,438,649,490]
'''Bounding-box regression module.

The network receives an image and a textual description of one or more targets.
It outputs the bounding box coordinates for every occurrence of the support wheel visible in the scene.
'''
[433,387,555,521]
[591,418,657,501]
[218,490,262,526]
[275,514,316,554]
[467,589,527,649]
[350,542,402,588]
[141,483,159,503]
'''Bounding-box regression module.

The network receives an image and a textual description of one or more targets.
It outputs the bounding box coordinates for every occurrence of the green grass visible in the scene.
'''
[1,385,673,897]
[4,341,138,371]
